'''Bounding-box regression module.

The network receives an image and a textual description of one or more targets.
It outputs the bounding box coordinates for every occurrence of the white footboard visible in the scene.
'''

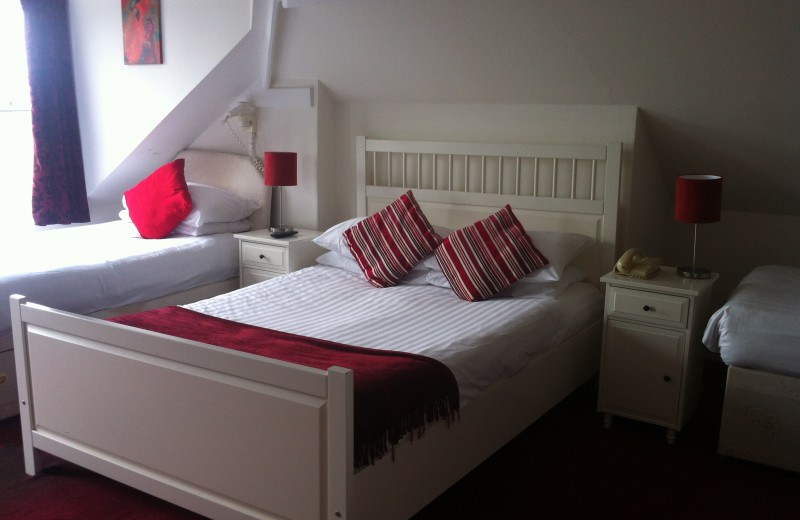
[11,295,353,520]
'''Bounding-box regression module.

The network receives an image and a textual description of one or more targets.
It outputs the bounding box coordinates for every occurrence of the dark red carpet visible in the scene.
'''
[1,360,798,519]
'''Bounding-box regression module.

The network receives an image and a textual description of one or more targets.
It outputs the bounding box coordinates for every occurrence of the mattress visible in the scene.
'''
[703,265,800,377]
[184,264,604,406]
[1,220,239,334]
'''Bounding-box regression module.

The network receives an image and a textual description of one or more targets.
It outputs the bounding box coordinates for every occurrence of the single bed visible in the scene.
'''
[703,264,800,473]
[0,149,268,418]
[12,137,622,520]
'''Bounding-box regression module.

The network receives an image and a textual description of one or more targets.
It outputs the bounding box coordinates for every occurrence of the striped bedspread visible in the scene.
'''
[184,264,602,406]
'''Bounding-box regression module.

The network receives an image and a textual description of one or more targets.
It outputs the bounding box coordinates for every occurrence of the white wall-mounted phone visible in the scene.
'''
[226,101,256,133]
[223,101,262,174]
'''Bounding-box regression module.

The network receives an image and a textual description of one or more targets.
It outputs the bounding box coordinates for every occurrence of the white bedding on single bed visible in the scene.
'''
[184,265,603,406]
[703,265,800,377]
[1,220,239,333]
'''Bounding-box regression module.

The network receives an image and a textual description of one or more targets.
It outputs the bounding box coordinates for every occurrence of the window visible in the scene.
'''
[0,1,34,231]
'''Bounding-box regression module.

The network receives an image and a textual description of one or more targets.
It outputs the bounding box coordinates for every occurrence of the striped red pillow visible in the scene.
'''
[435,205,549,301]
[344,191,442,288]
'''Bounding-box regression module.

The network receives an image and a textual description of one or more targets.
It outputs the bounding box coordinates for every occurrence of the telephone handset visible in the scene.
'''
[614,248,661,279]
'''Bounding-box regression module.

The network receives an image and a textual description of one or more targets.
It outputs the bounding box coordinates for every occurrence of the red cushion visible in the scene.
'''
[344,191,442,288]
[435,205,549,301]
[124,159,193,239]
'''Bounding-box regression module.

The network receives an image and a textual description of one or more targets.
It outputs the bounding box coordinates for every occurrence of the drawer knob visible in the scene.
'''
[663,375,672,383]
[259,254,266,260]
[642,305,651,312]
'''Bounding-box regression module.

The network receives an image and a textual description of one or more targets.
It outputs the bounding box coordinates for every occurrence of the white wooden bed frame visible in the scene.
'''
[705,267,800,474]
[0,149,267,419]
[12,137,622,520]
[717,365,800,473]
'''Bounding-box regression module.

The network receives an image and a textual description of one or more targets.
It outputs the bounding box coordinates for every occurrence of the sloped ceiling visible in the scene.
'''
[272,0,800,216]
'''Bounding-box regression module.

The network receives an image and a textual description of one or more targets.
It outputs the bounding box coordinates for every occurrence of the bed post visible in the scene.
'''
[326,366,354,519]
[9,295,41,476]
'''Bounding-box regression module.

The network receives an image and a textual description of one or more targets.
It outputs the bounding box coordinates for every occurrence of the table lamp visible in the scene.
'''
[264,152,297,235]
[675,174,722,279]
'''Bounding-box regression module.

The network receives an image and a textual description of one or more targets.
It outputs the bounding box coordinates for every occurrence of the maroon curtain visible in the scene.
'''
[21,0,90,225]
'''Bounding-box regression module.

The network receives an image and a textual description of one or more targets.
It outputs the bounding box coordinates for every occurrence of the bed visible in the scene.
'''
[12,137,622,520]
[702,264,800,473]
[0,149,268,419]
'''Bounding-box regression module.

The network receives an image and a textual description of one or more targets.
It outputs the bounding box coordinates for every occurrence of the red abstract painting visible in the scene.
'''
[121,0,163,65]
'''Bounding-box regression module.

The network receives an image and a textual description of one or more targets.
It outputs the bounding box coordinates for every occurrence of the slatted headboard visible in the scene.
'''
[355,137,622,286]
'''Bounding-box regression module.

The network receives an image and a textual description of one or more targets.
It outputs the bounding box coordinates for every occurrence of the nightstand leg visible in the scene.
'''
[603,413,613,429]
[666,428,677,444]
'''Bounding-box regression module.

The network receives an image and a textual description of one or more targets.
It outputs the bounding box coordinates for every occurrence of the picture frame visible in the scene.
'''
[121,0,163,65]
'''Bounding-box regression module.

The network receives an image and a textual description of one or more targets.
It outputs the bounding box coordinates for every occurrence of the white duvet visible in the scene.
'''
[703,265,800,377]
[184,265,603,406]
[1,220,238,334]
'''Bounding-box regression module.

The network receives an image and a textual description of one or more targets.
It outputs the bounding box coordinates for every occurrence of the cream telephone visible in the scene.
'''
[614,248,661,279]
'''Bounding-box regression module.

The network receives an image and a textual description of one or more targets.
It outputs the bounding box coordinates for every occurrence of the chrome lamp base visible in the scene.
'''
[678,222,713,279]
[270,226,294,233]
[677,265,713,279]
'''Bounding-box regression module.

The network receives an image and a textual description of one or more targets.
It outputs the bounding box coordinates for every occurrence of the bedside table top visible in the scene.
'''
[234,228,321,245]
[601,266,717,296]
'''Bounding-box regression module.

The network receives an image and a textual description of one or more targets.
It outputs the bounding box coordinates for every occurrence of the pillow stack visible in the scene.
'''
[122,160,260,238]
[314,190,596,302]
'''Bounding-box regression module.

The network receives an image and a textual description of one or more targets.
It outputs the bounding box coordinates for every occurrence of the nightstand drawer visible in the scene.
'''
[241,267,279,286]
[606,286,689,327]
[241,242,286,270]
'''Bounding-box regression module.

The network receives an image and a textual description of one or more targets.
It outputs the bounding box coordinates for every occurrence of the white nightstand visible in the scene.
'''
[597,267,717,443]
[234,228,323,287]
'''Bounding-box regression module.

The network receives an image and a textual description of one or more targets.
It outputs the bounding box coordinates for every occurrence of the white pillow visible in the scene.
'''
[181,183,260,226]
[120,209,251,236]
[173,219,251,236]
[399,270,431,285]
[523,231,593,282]
[316,250,362,273]
[425,269,450,288]
[123,183,259,227]
[508,265,587,298]
[317,251,431,285]
[426,265,587,299]
[424,229,592,282]
[314,217,366,258]
[315,217,450,270]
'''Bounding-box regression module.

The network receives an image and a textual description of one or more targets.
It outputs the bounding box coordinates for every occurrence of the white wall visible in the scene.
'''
[701,211,800,309]
[273,0,800,219]
[69,0,255,219]
[63,0,800,306]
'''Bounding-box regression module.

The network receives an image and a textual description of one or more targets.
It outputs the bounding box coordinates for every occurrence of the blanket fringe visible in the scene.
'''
[356,392,460,467]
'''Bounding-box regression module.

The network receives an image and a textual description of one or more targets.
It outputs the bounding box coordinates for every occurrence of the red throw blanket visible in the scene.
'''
[108,306,459,466]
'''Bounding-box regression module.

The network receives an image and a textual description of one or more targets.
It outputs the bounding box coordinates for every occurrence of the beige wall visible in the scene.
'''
[66,0,798,307]
[701,211,800,309]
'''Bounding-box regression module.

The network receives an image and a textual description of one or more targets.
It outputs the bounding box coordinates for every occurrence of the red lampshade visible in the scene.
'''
[675,174,723,224]
[263,152,297,187]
